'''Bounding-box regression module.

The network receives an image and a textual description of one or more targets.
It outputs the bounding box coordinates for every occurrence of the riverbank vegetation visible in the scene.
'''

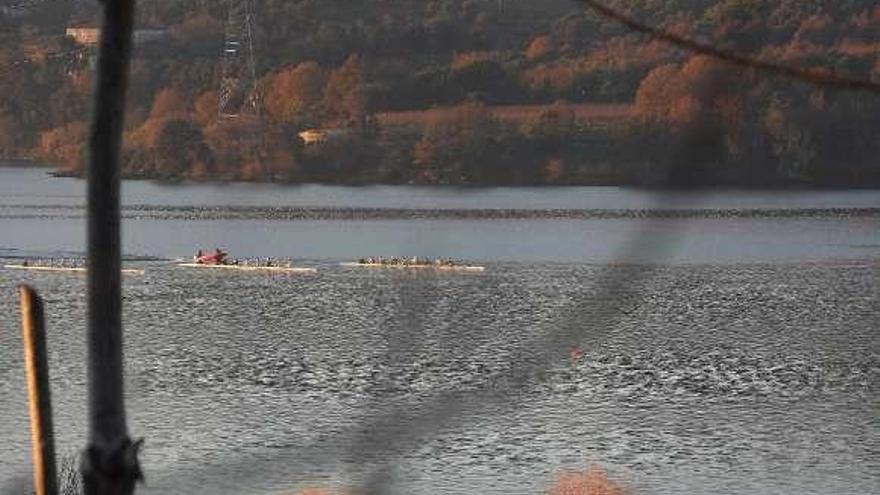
[2,0,878,186]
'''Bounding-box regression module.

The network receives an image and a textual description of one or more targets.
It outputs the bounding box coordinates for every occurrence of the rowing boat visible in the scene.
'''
[177,263,316,273]
[340,262,485,272]
[4,265,145,275]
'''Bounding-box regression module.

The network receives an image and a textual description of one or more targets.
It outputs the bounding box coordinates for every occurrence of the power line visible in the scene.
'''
[574,0,880,93]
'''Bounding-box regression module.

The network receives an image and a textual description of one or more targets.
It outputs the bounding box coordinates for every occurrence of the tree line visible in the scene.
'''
[2,0,878,186]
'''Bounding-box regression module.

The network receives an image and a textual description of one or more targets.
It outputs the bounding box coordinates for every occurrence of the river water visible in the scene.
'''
[0,167,877,494]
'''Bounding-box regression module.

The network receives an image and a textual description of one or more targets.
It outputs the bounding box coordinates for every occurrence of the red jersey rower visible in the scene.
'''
[194,248,228,265]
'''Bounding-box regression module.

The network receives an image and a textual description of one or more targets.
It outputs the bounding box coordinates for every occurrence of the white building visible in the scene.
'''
[66,27,167,47]
[298,129,349,146]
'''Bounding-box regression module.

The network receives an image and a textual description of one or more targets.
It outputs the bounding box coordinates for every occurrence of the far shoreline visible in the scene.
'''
[5,162,880,191]
[39,167,880,191]
[0,158,49,168]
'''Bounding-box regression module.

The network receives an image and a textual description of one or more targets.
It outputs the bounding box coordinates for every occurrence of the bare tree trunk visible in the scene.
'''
[80,1,142,494]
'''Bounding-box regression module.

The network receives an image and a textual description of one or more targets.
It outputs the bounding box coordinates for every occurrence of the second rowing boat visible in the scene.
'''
[340,262,485,272]
[4,265,146,275]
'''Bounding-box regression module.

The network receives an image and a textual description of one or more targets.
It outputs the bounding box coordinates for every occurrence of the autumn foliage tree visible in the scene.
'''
[634,64,682,122]
[413,101,504,184]
[153,119,213,179]
[519,101,578,182]
[149,87,190,121]
[36,121,89,171]
[449,51,510,103]
[632,55,751,184]
[521,101,577,144]
[525,35,554,62]
[635,56,737,130]
[322,55,367,130]
[264,61,328,126]
[193,91,219,127]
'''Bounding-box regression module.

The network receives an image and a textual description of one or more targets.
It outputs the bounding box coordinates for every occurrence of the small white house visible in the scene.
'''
[65,28,101,46]
[298,129,349,146]
[66,27,167,47]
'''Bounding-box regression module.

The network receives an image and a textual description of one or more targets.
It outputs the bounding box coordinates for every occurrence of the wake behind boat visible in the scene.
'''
[341,257,485,272]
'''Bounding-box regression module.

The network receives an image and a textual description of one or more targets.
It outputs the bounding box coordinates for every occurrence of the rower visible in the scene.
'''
[214,247,227,264]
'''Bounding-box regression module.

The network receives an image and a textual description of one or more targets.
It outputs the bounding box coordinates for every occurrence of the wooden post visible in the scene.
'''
[81,0,142,494]
[20,285,59,495]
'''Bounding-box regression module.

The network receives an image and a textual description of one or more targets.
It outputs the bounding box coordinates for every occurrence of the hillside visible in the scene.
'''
[1,0,878,186]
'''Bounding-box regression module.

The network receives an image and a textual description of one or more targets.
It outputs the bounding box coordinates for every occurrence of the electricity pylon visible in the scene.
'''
[219,0,258,118]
